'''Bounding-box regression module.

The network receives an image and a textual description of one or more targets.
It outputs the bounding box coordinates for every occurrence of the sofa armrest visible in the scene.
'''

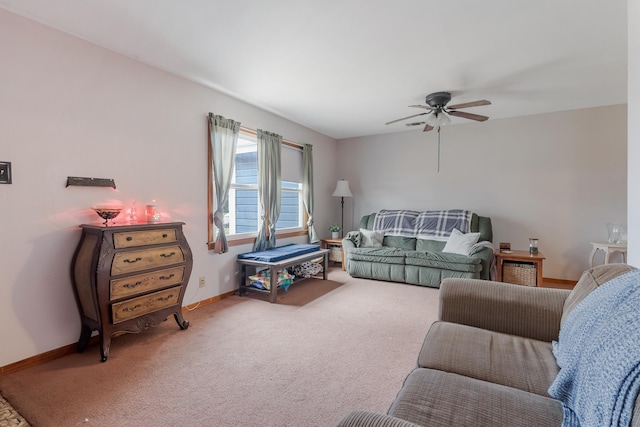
[342,237,357,251]
[342,233,359,271]
[336,410,422,427]
[469,246,494,280]
[438,278,570,342]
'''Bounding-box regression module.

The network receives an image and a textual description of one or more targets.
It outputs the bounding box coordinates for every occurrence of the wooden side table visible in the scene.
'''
[321,238,344,271]
[589,242,627,267]
[495,250,545,287]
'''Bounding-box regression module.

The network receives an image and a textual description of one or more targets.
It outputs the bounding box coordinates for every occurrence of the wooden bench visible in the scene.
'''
[237,244,329,303]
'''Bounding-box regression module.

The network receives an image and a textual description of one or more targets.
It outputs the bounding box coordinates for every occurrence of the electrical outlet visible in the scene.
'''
[199,276,206,288]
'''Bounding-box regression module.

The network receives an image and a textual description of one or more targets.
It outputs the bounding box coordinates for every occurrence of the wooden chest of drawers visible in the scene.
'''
[71,222,193,361]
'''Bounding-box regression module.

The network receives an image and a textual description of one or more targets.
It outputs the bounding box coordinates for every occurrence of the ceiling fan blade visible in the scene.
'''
[447,100,491,109]
[448,110,489,122]
[409,105,433,110]
[423,124,434,132]
[385,112,427,125]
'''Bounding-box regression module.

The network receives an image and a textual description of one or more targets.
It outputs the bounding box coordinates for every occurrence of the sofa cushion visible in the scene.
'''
[415,239,446,252]
[382,235,416,250]
[404,266,443,287]
[388,368,563,427]
[477,215,493,242]
[405,251,482,273]
[348,247,409,265]
[405,266,481,287]
[418,321,559,396]
[347,260,406,283]
[561,263,635,326]
[337,410,422,427]
[442,228,481,256]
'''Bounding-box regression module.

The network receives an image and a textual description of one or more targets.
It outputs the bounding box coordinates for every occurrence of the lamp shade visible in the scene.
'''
[332,180,353,198]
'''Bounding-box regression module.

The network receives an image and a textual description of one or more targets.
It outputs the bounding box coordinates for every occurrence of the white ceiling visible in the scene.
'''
[0,0,628,139]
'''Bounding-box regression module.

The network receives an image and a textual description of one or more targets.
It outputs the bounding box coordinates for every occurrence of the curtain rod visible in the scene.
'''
[207,114,309,150]
[240,126,305,150]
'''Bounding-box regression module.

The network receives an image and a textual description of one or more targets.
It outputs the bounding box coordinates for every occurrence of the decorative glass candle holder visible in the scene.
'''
[146,203,160,223]
[606,223,626,244]
[529,238,539,254]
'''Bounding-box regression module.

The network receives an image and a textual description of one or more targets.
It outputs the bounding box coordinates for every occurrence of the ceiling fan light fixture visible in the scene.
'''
[424,113,438,127]
[438,112,451,126]
[425,110,451,128]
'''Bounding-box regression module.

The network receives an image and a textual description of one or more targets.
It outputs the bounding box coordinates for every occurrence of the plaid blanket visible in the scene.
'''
[372,209,472,241]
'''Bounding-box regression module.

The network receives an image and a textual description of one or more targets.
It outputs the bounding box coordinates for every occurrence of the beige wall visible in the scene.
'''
[0,10,338,367]
[628,0,639,267]
[336,105,628,281]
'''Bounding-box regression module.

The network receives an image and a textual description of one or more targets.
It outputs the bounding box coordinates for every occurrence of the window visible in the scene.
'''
[208,129,307,248]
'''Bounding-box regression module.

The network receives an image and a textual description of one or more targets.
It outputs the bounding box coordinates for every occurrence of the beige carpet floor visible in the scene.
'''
[0,268,439,427]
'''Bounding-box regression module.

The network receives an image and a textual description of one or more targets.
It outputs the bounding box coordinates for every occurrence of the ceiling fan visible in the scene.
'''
[385,91,491,132]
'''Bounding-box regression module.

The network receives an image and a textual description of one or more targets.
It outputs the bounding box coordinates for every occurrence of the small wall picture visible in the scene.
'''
[0,162,11,184]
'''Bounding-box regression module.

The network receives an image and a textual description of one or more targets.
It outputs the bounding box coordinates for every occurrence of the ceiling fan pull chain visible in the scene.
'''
[437,126,441,173]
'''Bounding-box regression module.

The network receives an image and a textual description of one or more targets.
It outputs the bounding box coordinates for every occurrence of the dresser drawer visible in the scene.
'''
[111,245,184,275]
[113,228,178,249]
[110,266,185,301]
[111,286,182,324]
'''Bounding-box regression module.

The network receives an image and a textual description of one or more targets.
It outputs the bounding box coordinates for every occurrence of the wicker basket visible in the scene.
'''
[329,246,342,263]
[502,261,537,286]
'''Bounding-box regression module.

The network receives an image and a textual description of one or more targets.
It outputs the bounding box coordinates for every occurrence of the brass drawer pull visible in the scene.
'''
[159,274,175,280]
[123,257,142,264]
[160,252,176,258]
[157,294,174,302]
[123,281,143,289]
[122,304,142,312]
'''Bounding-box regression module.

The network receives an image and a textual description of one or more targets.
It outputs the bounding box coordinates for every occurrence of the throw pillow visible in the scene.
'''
[360,229,384,248]
[442,228,481,256]
[345,230,361,248]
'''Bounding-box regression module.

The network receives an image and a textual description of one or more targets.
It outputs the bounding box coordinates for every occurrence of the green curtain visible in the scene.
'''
[253,130,282,251]
[302,144,319,243]
[208,113,240,254]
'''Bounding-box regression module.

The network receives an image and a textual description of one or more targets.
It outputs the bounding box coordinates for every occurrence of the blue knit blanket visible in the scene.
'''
[548,268,640,427]
[372,209,471,241]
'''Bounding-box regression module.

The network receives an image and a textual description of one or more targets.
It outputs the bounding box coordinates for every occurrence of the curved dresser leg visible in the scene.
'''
[100,335,111,362]
[174,312,190,330]
[77,324,92,353]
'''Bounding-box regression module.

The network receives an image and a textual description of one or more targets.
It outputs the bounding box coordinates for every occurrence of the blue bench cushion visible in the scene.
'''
[237,243,321,262]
